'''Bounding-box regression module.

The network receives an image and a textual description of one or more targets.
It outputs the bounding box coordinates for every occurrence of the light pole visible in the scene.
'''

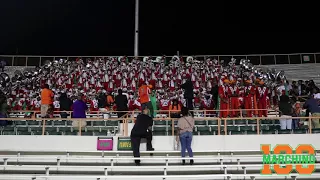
[134,0,139,57]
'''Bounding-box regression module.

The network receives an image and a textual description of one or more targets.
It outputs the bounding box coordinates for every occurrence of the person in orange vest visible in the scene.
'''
[106,91,114,109]
[169,99,181,118]
[41,84,54,118]
[138,82,154,118]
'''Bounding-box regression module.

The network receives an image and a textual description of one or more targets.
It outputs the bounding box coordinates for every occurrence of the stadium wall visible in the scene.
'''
[0,134,319,151]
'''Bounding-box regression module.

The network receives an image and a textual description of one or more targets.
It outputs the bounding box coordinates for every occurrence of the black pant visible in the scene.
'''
[186,98,194,116]
[306,109,310,117]
[117,111,126,123]
[130,131,153,164]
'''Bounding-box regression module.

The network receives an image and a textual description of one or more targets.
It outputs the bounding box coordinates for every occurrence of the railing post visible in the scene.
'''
[3,158,8,166]
[79,119,82,136]
[288,55,290,64]
[314,54,317,64]
[42,119,46,135]
[39,57,42,67]
[25,56,28,66]
[125,114,128,136]
[274,55,277,65]
[217,118,221,135]
[57,158,60,166]
[104,168,108,176]
[259,55,262,65]
[45,167,50,176]
[309,116,312,134]
[11,56,14,66]
[224,118,227,135]
[171,118,174,136]
[256,118,260,135]
[300,54,303,64]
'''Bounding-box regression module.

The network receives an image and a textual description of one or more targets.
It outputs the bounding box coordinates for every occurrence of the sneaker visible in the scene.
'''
[190,159,194,165]
[182,160,185,165]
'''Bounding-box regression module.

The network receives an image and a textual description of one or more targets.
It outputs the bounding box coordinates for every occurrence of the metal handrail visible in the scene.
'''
[0,174,318,179]
[0,115,318,136]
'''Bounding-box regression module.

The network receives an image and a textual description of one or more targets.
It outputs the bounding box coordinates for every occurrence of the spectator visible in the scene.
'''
[138,82,154,117]
[41,84,54,118]
[313,88,320,100]
[177,107,194,165]
[181,77,194,116]
[0,96,9,126]
[72,95,88,128]
[278,94,293,130]
[150,91,158,118]
[210,80,219,108]
[130,107,154,166]
[98,91,107,111]
[106,91,114,109]
[292,101,302,129]
[169,99,181,118]
[297,80,306,96]
[115,89,128,119]
[59,92,72,119]
[303,95,320,128]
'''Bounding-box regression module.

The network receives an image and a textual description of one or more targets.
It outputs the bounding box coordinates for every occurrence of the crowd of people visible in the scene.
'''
[0,56,319,120]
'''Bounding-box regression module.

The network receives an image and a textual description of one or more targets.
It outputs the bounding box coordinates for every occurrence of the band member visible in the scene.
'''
[160,94,171,113]
[228,80,240,117]
[219,79,230,118]
[201,94,214,116]
[243,80,255,117]
[53,98,60,112]
[257,81,269,117]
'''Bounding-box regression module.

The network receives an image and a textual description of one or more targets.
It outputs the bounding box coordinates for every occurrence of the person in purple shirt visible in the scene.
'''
[72,95,88,118]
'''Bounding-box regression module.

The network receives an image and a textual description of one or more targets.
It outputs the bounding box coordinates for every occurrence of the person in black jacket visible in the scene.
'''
[279,94,293,130]
[181,77,194,116]
[115,89,128,120]
[210,80,219,108]
[130,107,154,166]
[98,91,107,110]
[59,93,72,119]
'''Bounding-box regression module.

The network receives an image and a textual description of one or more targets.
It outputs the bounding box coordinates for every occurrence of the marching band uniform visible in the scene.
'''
[257,81,269,117]
[53,100,60,112]
[218,80,230,118]
[228,81,240,117]
[160,97,171,112]
[243,81,255,117]
[201,95,214,116]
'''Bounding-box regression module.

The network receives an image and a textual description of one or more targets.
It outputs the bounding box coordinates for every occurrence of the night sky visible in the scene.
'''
[0,0,318,56]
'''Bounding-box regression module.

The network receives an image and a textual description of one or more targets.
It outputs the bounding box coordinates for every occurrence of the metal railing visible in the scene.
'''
[0,52,319,67]
[0,173,319,180]
[2,108,319,136]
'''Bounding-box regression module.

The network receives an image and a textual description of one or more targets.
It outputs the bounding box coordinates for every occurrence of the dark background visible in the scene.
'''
[0,0,319,56]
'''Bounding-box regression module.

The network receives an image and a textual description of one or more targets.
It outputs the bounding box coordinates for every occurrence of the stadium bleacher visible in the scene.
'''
[259,64,320,85]
[0,54,319,180]
[0,149,319,180]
